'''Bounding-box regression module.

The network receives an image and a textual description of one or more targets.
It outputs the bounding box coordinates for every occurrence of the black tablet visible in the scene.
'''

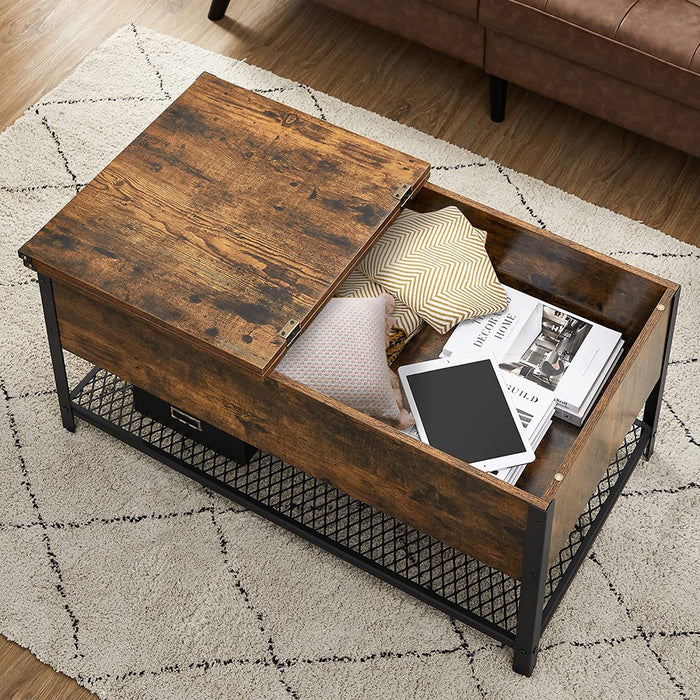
[398,351,535,472]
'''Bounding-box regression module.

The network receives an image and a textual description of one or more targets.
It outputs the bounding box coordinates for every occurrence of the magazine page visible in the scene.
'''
[553,340,624,425]
[488,374,556,482]
[497,418,553,485]
[442,286,541,362]
[503,372,557,435]
[442,285,622,413]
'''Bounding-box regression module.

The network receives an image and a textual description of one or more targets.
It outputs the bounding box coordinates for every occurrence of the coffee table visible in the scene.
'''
[18,72,679,675]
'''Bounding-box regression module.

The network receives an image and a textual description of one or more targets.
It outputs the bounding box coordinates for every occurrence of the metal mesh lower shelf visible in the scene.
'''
[71,368,649,644]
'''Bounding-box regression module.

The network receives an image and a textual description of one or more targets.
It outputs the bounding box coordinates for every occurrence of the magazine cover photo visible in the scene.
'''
[499,305,592,391]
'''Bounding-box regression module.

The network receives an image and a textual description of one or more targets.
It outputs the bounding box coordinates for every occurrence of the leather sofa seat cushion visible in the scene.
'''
[314,0,485,67]
[479,0,700,110]
[425,0,479,20]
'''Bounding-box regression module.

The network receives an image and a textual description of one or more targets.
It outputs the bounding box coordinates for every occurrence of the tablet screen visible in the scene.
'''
[405,359,526,464]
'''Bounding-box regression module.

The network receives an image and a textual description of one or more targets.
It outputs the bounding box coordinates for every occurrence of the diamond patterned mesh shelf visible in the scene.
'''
[71,368,648,642]
[544,422,644,607]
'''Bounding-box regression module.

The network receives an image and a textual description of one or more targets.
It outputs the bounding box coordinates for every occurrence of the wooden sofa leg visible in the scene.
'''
[208,0,231,21]
[489,75,508,122]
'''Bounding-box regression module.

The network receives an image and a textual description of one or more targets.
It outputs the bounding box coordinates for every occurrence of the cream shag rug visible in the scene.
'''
[1,24,698,700]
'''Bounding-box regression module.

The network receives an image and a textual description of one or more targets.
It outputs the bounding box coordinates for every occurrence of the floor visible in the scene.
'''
[1,0,698,696]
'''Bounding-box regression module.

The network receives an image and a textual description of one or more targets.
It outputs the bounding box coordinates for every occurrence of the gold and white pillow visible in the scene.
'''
[336,269,423,338]
[358,206,507,334]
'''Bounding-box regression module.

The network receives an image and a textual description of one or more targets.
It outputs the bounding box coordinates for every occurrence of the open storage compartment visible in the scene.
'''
[18,73,679,674]
[398,184,678,567]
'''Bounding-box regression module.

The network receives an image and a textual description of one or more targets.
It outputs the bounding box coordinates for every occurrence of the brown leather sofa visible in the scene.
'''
[308,0,700,157]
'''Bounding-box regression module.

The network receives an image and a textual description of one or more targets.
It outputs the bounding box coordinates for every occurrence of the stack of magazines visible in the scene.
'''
[489,373,556,484]
[442,285,624,427]
[401,285,623,485]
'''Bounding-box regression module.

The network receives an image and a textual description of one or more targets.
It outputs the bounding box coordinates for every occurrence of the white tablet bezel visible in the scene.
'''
[398,349,536,472]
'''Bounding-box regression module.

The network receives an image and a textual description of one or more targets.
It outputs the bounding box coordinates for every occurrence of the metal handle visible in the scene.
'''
[170,406,202,431]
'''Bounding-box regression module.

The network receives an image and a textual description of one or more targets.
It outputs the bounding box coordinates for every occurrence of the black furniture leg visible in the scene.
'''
[489,75,508,122]
[38,274,75,433]
[642,290,679,459]
[208,0,231,20]
[513,502,553,675]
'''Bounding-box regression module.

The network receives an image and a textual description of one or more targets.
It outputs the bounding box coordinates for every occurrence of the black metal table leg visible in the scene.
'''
[489,75,508,123]
[38,274,75,432]
[208,0,231,20]
[513,502,554,675]
[643,290,679,459]
[541,422,649,633]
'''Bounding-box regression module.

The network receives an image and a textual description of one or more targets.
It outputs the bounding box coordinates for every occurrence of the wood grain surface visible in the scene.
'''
[19,72,429,377]
[0,636,93,700]
[44,177,676,574]
[398,183,677,501]
[546,288,678,560]
[52,280,537,581]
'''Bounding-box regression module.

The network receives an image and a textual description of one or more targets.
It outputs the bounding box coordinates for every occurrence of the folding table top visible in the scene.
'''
[19,72,430,377]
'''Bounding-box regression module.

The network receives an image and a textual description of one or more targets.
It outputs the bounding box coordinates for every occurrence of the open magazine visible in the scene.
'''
[441,286,623,426]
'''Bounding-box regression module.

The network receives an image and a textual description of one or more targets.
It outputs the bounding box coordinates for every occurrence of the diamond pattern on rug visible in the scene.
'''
[0,526,78,667]
[535,558,637,647]
[592,489,700,633]
[0,22,698,700]
[284,646,486,699]
[218,509,460,661]
[472,635,683,700]
[0,111,78,191]
[47,512,271,678]
[646,632,700,700]
[86,658,291,700]
[12,393,212,525]
[37,100,170,185]
[0,398,36,527]
[38,26,170,108]
[662,366,700,446]
[625,404,699,494]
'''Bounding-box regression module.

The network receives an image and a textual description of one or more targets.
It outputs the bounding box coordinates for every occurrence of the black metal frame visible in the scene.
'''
[208,0,231,21]
[643,291,680,459]
[513,502,553,675]
[489,75,508,123]
[66,369,651,675]
[38,274,75,432]
[37,275,676,675]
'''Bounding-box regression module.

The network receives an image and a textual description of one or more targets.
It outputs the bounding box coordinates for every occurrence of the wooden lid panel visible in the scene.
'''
[20,72,430,376]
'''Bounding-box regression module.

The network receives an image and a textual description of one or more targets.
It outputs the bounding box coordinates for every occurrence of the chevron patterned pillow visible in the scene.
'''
[336,269,423,339]
[358,207,508,334]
